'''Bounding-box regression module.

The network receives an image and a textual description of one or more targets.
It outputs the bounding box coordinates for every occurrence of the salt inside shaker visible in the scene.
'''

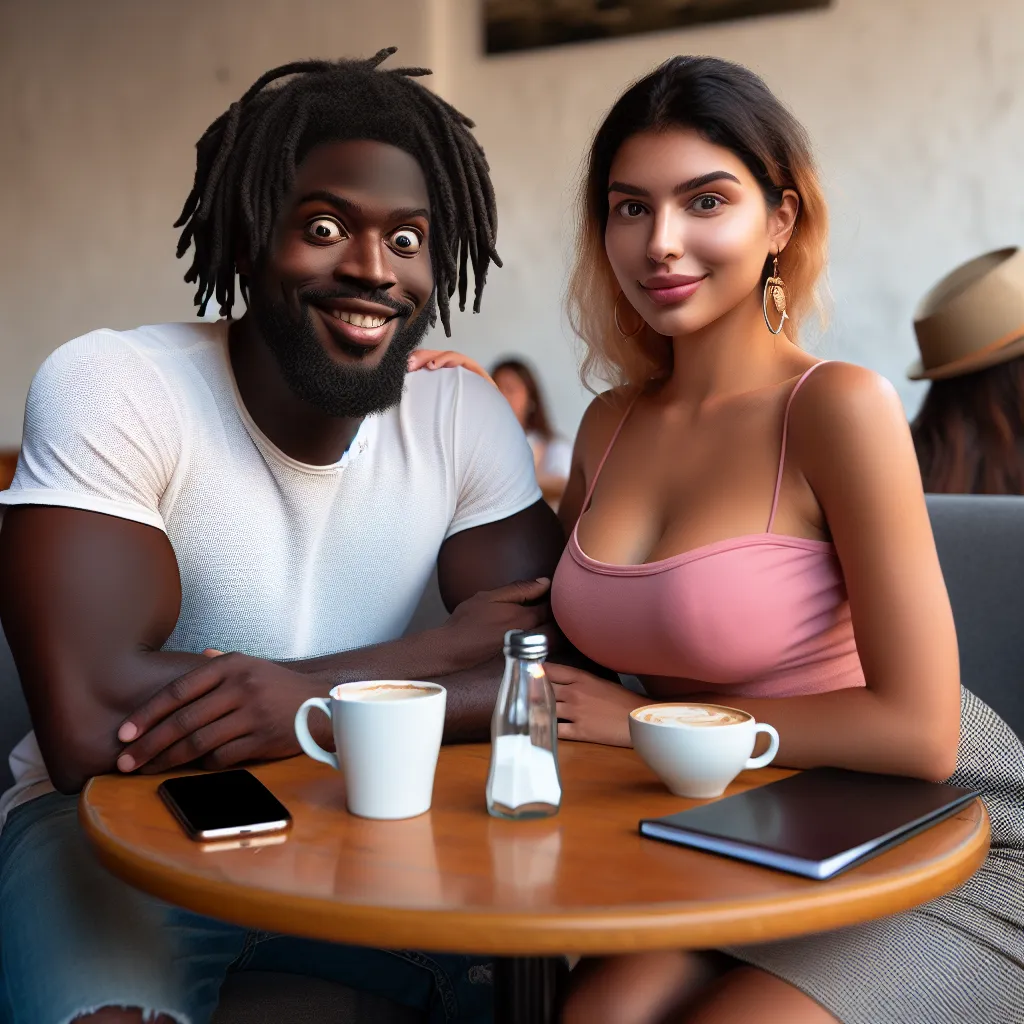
[486,629,562,820]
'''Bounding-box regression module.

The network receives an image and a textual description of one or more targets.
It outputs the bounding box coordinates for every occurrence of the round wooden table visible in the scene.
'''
[81,743,988,1023]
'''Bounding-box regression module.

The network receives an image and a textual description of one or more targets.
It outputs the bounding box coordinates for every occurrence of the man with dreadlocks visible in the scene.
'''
[0,51,565,1024]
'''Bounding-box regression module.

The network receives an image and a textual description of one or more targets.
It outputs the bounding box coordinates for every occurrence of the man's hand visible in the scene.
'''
[548,664,648,747]
[440,578,552,666]
[116,578,551,775]
[116,653,321,774]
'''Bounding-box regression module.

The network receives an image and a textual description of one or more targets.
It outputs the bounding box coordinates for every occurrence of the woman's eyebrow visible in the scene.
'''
[607,171,741,197]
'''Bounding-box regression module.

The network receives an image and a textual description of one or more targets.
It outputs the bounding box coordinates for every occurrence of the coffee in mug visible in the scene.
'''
[294,680,446,820]
[633,705,748,728]
[343,683,437,702]
[629,702,780,799]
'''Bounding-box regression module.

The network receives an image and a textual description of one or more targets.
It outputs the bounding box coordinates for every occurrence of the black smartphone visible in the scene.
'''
[158,769,291,842]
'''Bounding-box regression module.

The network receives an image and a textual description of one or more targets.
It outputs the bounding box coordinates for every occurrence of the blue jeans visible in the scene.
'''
[0,792,493,1024]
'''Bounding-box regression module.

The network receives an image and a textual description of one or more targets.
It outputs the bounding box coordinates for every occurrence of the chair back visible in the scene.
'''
[0,625,29,792]
[927,494,1024,738]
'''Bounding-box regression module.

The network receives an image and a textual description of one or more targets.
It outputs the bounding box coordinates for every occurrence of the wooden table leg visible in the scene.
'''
[493,956,566,1024]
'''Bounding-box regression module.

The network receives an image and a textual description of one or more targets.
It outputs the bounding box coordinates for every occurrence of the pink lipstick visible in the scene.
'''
[640,274,707,306]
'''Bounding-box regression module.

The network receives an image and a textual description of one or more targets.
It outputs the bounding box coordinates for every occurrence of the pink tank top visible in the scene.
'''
[551,363,865,699]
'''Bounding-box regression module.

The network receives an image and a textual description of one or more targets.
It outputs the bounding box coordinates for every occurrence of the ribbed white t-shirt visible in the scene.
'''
[0,321,540,825]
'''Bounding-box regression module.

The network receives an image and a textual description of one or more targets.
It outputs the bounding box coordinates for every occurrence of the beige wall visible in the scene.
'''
[2,0,1023,446]
[440,0,1024,438]
[0,0,429,445]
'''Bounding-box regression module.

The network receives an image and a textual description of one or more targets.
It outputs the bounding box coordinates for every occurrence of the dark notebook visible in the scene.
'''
[639,767,979,880]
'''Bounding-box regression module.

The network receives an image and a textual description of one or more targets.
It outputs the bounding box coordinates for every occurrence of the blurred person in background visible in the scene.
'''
[909,247,1024,494]
[492,358,572,505]
[408,352,573,506]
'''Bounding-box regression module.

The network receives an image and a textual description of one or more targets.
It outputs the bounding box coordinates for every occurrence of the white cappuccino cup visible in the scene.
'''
[629,702,780,799]
[294,681,446,820]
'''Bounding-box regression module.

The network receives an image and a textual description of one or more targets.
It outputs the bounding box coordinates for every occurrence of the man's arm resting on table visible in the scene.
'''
[0,503,557,791]
[117,498,572,760]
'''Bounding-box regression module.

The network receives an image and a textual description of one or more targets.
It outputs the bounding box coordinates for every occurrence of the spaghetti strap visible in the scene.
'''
[767,362,830,533]
[579,391,643,517]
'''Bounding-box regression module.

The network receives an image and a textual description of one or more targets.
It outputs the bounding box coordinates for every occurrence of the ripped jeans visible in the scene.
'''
[0,792,493,1024]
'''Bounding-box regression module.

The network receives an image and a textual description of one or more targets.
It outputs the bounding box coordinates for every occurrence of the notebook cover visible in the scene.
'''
[639,767,979,880]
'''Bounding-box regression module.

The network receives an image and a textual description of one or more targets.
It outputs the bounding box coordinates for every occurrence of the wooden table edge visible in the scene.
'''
[80,788,990,956]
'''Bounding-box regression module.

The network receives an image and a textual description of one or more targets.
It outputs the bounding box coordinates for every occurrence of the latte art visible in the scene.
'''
[634,703,748,728]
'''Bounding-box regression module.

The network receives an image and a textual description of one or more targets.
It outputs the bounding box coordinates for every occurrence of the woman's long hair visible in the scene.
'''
[491,358,555,441]
[911,356,1024,494]
[566,55,829,391]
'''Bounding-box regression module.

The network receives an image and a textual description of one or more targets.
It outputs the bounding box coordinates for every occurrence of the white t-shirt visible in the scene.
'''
[0,321,540,825]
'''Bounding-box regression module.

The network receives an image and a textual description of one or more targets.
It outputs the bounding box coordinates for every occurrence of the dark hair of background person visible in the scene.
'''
[911,357,1024,494]
[491,358,555,441]
[175,47,500,337]
[567,54,829,390]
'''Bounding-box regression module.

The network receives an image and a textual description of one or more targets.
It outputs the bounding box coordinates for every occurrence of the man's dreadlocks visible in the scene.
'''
[174,48,500,336]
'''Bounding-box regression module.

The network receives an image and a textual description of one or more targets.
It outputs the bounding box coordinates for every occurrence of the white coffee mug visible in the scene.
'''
[629,702,780,799]
[294,680,446,820]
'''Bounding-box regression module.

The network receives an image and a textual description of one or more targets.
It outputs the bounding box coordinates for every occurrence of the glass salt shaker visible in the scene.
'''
[486,629,562,820]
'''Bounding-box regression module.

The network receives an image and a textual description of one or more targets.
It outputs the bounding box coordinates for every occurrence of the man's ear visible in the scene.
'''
[769,188,800,253]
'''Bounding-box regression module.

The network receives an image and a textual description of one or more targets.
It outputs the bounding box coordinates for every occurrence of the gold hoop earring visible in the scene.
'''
[614,291,644,339]
[763,255,788,336]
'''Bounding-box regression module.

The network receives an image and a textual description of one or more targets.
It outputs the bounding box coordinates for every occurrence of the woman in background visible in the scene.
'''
[407,351,572,506]
[909,247,1024,494]
[492,358,572,505]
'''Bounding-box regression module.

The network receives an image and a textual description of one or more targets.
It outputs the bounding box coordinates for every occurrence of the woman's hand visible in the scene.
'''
[548,664,647,747]
[408,349,496,387]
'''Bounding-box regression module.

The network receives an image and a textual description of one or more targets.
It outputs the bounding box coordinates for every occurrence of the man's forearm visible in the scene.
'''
[426,626,615,744]
[38,648,211,792]
[284,625,466,684]
[428,656,504,743]
[431,644,612,744]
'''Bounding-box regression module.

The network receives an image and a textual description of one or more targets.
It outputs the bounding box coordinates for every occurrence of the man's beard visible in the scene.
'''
[248,286,433,419]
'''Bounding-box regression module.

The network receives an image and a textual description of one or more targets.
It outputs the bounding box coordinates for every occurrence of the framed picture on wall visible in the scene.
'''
[484,0,833,56]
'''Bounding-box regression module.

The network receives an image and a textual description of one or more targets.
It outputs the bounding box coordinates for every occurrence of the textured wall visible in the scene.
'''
[0,0,427,445]
[441,0,1024,439]
[2,0,1022,445]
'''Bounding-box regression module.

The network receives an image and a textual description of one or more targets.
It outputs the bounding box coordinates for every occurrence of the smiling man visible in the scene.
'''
[0,52,564,1024]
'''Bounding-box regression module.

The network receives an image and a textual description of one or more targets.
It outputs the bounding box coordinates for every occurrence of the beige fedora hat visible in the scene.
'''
[908,247,1024,381]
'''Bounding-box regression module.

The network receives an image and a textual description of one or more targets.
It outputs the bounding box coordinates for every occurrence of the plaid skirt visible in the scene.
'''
[723,687,1024,1023]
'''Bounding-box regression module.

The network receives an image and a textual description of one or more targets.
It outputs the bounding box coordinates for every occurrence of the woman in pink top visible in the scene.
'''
[545,55,1024,1024]
[412,56,1024,1024]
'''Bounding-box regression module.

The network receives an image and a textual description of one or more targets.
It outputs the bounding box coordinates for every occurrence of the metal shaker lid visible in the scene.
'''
[503,629,548,660]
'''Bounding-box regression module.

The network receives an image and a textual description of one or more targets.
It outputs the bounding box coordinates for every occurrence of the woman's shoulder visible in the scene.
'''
[788,360,908,463]
[794,360,902,415]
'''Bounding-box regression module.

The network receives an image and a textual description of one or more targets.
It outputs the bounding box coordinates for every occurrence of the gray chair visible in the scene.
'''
[0,625,28,793]
[926,494,1024,738]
